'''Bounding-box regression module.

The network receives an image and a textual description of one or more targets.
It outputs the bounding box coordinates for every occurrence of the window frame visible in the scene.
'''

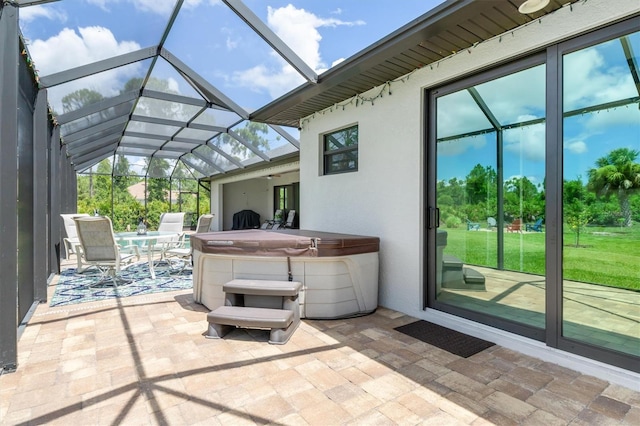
[322,124,359,175]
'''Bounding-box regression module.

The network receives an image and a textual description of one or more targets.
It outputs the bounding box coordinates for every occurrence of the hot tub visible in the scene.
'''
[190,229,380,319]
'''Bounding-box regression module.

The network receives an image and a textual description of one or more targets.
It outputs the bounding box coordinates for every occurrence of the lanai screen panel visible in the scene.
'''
[162,1,306,113]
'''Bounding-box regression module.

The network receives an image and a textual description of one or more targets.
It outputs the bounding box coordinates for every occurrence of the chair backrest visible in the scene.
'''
[73,216,118,262]
[511,218,522,229]
[273,209,283,221]
[195,214,214,233]
[284,210,296,227]
[487,217,497,227]
[61,213,91,240]
[158,212,185,233]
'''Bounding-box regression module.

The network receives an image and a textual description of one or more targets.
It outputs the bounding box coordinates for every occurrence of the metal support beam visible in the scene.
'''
[49,128,61,274]
[33,90,49,301]
[62,114,128,143]
[131,114,227,133]
[228,129,270,161]
[142,88,207,108]
[75,152,114,173]
[160,48,249,119]
[203,142,245,169]
[190,151,225,174]
[67,133,121,157]
[222,0,317,83]
[0,1,19,373]
[181,156,212,176]
[269,124,300,149]
[39,47,158,88]
[72,143,118,166]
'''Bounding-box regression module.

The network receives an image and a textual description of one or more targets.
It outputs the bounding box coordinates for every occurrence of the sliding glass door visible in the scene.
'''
[428,56,547,339]
[426,19,639,370]
[560,29,640,359]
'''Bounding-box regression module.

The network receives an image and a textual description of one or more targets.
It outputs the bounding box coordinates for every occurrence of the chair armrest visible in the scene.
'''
[121,244,140,262]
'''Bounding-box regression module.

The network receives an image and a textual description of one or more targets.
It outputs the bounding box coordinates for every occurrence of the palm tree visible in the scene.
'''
[587,148,640,227]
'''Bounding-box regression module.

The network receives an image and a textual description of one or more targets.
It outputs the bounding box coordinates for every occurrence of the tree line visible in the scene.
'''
[77,155,209,231]
[438,148,640,229]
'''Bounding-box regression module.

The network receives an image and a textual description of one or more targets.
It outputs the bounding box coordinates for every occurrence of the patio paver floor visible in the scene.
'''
[1,268,639,425]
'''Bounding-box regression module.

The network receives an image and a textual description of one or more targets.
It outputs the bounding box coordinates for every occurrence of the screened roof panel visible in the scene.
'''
[117,147,157,157]
[64,122,127,146]
[61,101,134,135]
[437,90,492,140]
[126,120,181,137]
[155,151,183,160]
[147,158,178,179]
[163,141,201,151]
[162,1,303,113]
[120,135,166,148]
[146,56,206,100]
[19,0,582,177]
[182,154,218,176]
[474,64,546,126]
[193,145,237,172]
[192,107,243,130]
[175,127,217,142]
[133,97,203,121]
[266,142,298,159]
[564,32,640,111]
[209,133,257,163]
[47,59,153,116]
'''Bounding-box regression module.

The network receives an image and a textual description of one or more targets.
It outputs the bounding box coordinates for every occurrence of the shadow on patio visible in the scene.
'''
[1,275,638,425]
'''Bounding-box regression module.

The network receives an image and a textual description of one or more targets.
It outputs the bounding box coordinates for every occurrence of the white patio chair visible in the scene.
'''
[73,216,139,287]
[165,214,214,273]
[60,213,91,271]
[151,212,186,261]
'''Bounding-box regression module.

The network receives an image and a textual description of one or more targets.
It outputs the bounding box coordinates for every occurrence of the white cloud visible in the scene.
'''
[504,118,545,162]
[86,0,215,15]
[19,5,67,24]
[226,36,239,50]
[267,5,364,71]
[31,26,140,74]
[438,136,486,156]
[231,5,365,99]
[166,77,180,93]
[566,140,588,154]
[331,58,345,67]
[29,26,142,113]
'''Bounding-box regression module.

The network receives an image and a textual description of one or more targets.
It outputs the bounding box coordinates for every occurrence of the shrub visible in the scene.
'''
[445,216,462,228]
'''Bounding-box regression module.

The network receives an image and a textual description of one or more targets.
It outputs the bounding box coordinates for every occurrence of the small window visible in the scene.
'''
[323,125,358,175]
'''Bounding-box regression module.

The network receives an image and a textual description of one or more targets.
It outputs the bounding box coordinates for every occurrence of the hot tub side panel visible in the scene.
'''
[193,251,379,319]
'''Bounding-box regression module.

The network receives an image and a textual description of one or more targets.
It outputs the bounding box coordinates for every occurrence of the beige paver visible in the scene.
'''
[0,266,638,425]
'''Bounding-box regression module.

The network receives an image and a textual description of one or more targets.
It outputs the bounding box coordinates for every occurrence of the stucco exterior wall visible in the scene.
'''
[299,0,639,320]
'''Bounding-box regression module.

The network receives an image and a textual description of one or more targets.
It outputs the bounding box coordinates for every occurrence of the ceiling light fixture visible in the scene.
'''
[518,0,550,14]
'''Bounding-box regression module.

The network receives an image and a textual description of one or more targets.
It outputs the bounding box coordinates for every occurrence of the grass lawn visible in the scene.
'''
[441,224,640,291]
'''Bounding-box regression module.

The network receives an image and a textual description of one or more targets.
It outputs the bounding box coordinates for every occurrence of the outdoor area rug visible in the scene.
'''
[394,320,495,358]
[50,262,192,307]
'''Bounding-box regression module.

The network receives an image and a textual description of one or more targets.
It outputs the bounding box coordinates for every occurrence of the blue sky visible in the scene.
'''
[19,0,447,114]
[17,1,639,182]
[437,32,640,188]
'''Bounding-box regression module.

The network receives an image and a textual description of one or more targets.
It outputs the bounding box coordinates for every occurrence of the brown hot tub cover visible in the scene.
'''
[190,229,379,257]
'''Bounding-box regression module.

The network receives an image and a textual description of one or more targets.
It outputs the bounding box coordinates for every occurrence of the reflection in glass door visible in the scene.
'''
[561,31,640,357]
[432,61,547,337]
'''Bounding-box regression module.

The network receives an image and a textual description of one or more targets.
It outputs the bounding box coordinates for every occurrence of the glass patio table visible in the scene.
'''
[114,231,181,279]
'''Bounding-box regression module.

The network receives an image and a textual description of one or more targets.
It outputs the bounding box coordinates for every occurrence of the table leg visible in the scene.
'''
[148,244,156,279]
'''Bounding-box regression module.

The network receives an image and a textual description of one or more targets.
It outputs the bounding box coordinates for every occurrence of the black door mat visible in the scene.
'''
[394,320,495,358]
